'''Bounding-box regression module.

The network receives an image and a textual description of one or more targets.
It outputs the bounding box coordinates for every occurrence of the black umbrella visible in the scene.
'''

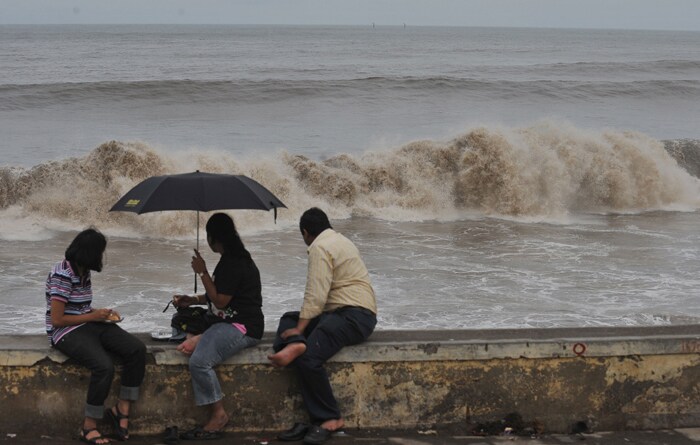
[109,171,286,291]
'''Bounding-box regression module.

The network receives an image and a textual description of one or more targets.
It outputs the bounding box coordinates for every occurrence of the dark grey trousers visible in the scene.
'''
[273,307,376,423]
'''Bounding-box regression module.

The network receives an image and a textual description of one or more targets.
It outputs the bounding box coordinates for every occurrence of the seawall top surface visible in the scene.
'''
[2,325,699,366]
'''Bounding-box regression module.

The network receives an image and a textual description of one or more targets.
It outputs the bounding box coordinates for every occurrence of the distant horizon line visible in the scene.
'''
[1,23,698,32]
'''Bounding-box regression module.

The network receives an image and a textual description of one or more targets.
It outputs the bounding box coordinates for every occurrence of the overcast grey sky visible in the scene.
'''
[1,0,699,31]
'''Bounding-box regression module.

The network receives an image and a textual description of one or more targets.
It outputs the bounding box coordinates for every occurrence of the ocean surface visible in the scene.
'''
[1,25,700,335]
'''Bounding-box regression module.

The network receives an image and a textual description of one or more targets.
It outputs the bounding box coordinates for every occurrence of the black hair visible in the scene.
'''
[299,207,332,237]
[65,228,107,273]
[206,213,252,261]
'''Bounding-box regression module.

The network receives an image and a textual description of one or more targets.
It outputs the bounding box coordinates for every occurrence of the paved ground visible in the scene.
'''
[2,428,700,445]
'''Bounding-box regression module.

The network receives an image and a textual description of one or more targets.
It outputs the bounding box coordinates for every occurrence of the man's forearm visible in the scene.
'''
[296,317,311,333]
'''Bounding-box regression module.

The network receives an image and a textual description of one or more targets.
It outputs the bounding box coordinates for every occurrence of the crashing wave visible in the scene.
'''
[1,122,699,238]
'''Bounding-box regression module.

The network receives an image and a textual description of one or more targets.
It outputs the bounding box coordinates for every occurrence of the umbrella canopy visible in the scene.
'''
[109,171,286,292]
[109,171,286,215]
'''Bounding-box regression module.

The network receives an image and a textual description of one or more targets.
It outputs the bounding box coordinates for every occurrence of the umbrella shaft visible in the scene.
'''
[195,211,200,293]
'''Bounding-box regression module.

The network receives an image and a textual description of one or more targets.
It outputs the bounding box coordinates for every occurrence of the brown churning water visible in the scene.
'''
[1,123,698,238]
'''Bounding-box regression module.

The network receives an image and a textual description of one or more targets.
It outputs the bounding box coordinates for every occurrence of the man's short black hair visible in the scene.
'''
[299,207,332,237]
[65,228,107,272]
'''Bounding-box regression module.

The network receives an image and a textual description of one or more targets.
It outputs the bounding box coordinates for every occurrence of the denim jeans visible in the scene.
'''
[273,307,377,423]
[54,322,146,419]
[189,322,259,406]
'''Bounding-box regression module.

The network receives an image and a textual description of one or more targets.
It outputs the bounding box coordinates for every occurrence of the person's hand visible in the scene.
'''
[191,249,207,275]
[92,308,113,321]
[173,294,193,308]
[281,327,302,340]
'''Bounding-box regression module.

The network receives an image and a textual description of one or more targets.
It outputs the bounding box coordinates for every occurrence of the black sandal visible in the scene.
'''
[80,428,110,444]
[105,405,129,441]
[180,425,223,440]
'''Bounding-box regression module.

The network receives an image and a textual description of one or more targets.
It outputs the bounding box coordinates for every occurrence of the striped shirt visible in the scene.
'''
[45,259,93,345]
[300,229,377,320]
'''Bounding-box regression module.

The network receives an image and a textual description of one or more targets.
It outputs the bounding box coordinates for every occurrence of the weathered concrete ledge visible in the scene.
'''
[1,325,698,436]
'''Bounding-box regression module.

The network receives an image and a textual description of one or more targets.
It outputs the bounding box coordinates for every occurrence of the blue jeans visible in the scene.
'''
[189,322,258,406]
[273,307,377,423]
[54,322,146,419]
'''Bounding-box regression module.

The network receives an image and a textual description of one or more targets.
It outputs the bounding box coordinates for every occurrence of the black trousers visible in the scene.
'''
[54,322,146,418]
[273,307,376,423]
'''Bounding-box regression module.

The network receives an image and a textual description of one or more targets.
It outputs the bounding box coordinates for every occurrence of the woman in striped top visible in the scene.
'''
[45,228,146,444]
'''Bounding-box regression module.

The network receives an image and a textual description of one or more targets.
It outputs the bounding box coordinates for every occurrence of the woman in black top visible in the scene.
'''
[172,213,264,440]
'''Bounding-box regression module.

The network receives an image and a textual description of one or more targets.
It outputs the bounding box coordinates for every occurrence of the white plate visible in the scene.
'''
[150,330,172,340]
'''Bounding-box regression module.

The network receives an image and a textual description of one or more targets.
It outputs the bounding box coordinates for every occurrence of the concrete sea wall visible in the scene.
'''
[0,325,698,436]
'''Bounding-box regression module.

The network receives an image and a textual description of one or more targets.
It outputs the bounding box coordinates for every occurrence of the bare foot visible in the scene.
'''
[320,418,345,432]
[203,412,229,432]
[267,342,307,368]
[177,334,202,356]
[81,429,110,444]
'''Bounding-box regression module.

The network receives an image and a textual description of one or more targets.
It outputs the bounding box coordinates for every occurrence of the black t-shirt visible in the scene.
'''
[206,252,264,339]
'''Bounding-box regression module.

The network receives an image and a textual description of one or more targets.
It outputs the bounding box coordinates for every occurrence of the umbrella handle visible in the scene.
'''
[194,210,200,293]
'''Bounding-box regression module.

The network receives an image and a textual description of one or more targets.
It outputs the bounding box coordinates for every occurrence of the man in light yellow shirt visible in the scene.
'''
[268,207,377,445]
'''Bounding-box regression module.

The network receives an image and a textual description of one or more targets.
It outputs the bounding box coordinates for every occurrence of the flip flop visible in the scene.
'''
[180,426,223,440]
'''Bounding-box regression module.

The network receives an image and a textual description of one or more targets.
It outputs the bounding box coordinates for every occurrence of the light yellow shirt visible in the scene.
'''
[300,229,377,319]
